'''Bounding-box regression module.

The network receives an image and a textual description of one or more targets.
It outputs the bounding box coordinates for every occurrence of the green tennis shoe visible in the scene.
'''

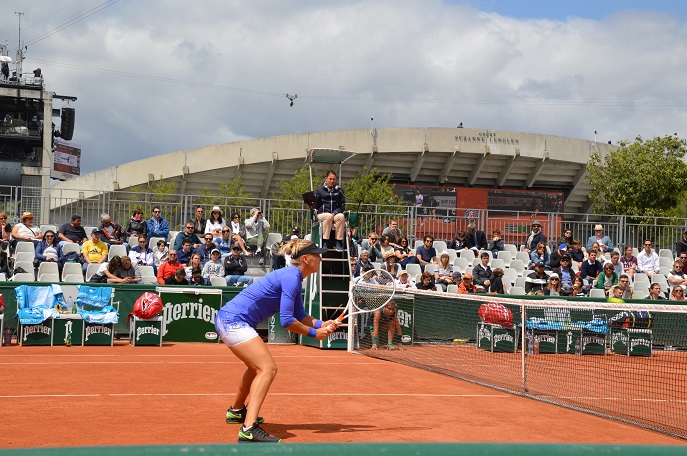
[226,406,264,424]
[238,422,281,443]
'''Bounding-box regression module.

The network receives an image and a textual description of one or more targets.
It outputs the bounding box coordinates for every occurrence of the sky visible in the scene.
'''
[1,0,686,176]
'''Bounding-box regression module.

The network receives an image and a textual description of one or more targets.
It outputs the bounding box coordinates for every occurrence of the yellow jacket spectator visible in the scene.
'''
[81,228,109,272]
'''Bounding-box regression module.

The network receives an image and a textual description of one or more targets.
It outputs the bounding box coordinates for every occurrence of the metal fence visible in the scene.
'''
[1,184,686,254]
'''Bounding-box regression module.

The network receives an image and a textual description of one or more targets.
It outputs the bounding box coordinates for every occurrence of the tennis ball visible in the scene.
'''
[608,298,625,304]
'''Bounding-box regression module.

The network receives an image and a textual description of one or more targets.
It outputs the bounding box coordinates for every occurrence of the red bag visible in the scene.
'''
[478,302,513,328]
[132,292,163,319]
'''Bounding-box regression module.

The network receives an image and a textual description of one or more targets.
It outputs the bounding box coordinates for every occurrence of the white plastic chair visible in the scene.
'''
[13,261,34,273]
[63,273,85,283]
[504,244,518,256]
[139,266,155,278]
[85,263,101,282]
[447,284,458,293]
[38,273,60,283]
[453,257,469,273]
[516,251,531,265]
[445,248,457,262]
[62,262,83,277]
[510,259,526,277]
[433,241,447,252]
[12,272,35,282]
[405,263,422,279]
[504,268,518,286]
[148,236,165,250]
[210,277,226,287]
[108,244,128,260]
[62,243,81,257]
[424,264,436,274]
[491,259,506,270]
[515,276,526,289]
[497,250,512,267]
[15,242,35,254]
[589,288,607,298]
[659,248,673,259]
[509,286,525,296]
[14,252,34,263]
[37,262,59,281]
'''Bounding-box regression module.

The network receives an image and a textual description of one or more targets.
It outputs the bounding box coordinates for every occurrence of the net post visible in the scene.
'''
[521,299,527,393]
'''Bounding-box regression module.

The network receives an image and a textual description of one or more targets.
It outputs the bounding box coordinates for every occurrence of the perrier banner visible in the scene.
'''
[157,287,222,342]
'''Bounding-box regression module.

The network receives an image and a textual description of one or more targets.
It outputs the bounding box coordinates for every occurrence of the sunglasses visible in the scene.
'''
[222,230,230,233]
[153,210,160,213]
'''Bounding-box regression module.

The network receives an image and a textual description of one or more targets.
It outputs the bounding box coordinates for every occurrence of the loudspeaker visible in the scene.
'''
[60,108,75,141]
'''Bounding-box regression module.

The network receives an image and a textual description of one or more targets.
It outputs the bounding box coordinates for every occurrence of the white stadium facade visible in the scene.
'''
[53,127,614,215]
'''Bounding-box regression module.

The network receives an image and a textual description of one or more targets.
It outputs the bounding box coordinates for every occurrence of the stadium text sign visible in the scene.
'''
[158,288,222,342]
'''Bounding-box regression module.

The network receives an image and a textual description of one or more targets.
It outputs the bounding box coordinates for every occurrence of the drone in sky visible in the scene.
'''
[285,94,297,107]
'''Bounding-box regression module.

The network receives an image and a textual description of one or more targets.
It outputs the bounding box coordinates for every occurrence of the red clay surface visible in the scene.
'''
[1,341,684,448]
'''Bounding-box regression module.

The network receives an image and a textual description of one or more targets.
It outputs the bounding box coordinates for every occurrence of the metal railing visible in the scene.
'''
[1,184,685,253]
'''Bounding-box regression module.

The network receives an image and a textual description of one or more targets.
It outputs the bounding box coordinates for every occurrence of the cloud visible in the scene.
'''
[3,1,686,175]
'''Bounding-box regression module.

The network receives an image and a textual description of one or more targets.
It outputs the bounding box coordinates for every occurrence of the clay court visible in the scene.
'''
[1,342,684,448]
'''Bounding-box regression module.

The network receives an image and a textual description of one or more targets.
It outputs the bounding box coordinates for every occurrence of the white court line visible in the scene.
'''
[0,392,510,399]
[0,361,382,365]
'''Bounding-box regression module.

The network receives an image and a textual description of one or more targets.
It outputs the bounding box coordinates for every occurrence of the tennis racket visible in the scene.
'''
[337,269,396,322]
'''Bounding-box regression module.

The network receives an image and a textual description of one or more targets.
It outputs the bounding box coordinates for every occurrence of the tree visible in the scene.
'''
[271,166,323,235]
[124,177,179,228]
[342,166,403,210]
[586,134,687,217]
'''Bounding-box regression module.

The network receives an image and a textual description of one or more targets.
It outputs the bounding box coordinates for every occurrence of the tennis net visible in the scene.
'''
[349,289,687,439]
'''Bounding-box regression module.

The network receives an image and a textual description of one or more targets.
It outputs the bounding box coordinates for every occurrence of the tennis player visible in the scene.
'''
[215,238,340,443]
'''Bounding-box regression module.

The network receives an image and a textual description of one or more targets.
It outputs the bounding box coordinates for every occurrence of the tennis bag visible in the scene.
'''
[608,311,653,329]
[478,302,514,328]
[132,292,163,319]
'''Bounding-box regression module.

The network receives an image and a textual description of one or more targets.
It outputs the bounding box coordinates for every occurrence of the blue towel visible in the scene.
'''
[75,285,119,324]
[15,284,62,324]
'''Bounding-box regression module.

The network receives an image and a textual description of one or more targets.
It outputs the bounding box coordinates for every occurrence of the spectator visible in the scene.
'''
[204,206,226,235]
[99,213,127,249]
[416,271,437,291]
[185,253,202,281]
[676,230,687,257]
[146,206,170,240]
[202,248,225,280]
[465,223,487,255]
[381,220,402,247]
[380,250,400,277]
[129,235,155,272]
[177,238,194,266]
[457,273,478,294]
[679,252,687,275]
[449,230,469,251]
[588,241,607,263]
[434,251,455,291]
[395,270,416,289]
[394,236,419,268]
[378,234,394,258]
[487,229,504,259]
[0,243,9,279]
[415,235,437,266]
[354,250,374,278]
[124,208,147,238]
[315,170,346,251]
[224,244,253,287]
[489,268,507,294]
[81,228,109,272]
[571,276,587,297]
[106,255,141,283]
[648,283,665,300]
[557,228,573,249]
[667,260,687,292]
[580,251,603,286]
[192,206,206,236]
[190,266,210,286]
[157,249,182,284]
[214,226,234,261]
[568,239,585,269]
[245,207,270,266]
[0,211,12,251]
[153,240,169,267]
[529,242,550,270]
[552,254,574,291]
[227,212,249,256]
[609,251,624,275]
[620,246,638,280]
[610,285,625,300]
[164,267,189,286]
[545,273,562,296]
[196,233,217,266]
[12,211,43,247]
[670,286,685,301]
[608,274,634,299]
[525,262,548,294]
[524,222,546,253]
[360,232,383,262]
[595,263,619,295]
[636,239,660,279]
[587,224,613,253]
[472,251,493,291]
[174,221,202,251]
[550,244,567,270]
[34,230,67,271]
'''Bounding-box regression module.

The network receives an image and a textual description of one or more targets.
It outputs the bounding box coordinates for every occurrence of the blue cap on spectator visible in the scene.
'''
[559,243,567,250]
[91,228,103,235]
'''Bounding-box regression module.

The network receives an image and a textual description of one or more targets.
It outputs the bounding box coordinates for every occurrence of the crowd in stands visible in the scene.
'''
[0,205,274,287]
[348,219,686,300]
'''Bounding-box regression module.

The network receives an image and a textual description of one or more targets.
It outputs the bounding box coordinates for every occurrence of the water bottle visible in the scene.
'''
[71,298,77,314]
[2,327,12,346]
[574,337,581,356]
[527,335,534,354]
[65,329,72,347]
[533,336,540,354]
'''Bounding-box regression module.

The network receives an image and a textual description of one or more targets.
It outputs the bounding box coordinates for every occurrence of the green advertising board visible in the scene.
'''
[53,315,84,346]
[19,322,52,346]
[158,287,222,342]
